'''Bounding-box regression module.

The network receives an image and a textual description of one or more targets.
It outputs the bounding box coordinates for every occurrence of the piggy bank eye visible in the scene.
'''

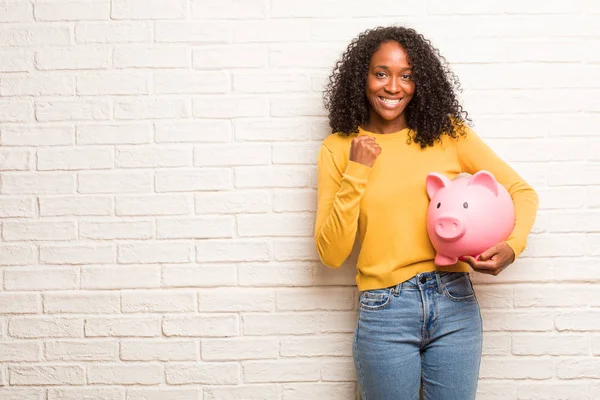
[463,202,468,209]
[436,202,441,209]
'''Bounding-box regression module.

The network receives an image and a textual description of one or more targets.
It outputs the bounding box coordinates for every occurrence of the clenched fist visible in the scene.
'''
[350,136,381,168]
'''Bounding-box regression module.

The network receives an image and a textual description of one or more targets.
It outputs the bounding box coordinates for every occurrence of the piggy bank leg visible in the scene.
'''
[434,253,458,266]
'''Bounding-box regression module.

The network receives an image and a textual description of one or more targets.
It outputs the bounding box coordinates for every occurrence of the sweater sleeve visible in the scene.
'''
[456,126,539,259]
[314,142,372,268]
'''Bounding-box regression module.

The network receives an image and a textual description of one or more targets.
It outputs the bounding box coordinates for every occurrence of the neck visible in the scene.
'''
[362,113,408,134]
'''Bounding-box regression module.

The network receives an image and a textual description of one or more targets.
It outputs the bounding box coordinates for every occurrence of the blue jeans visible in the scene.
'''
[353,271,483,400]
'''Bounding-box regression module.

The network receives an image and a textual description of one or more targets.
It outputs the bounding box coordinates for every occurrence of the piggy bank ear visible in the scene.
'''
[426,173,451,199]
[468,170,498,196]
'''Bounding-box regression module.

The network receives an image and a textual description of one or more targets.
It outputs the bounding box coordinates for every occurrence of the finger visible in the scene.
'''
[471,260,497,270]
[460,256,477,268]
[478,247,498,261]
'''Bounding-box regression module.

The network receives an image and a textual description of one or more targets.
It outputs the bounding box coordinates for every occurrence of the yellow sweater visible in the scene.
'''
[315,125,539,291]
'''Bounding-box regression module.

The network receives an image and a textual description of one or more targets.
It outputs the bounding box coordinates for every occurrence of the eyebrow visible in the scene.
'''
[373,65,412,71]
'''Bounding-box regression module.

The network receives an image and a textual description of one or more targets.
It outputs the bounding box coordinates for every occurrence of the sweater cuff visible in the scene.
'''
[505,239,523,260]
[343,160,372,181]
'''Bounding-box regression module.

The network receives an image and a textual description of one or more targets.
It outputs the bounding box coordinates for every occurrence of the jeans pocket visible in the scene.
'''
[442,273,476,302]
[359,288,392,310]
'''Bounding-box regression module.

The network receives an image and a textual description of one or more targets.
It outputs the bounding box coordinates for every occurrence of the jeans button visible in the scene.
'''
[420,276,427,284]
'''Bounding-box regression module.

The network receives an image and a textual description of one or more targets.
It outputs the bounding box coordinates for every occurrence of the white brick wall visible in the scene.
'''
[0,0,598,399]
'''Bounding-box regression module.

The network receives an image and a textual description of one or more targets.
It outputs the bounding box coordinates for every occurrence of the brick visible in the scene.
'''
[45,340,118,361]
[0,197,35,218]
[556,311,600,331]
[272,190,316,212]
[40,195,112,216]
[281,335,352,357]
[2,173,75,194]
[0,49,33,72]
[235,119,311,142]
[0,293,39,314]
[4,267,79,291]
[162,264,236,288]
[272,143,320,165]
[557,358,600,379]
[114,97,189,120]
[166,363,240,385]
[514,285,588,307]
[76,21,152,43]
[85,317,160,337]
[525,235,585,257]
[77,123,151,144]
[270,44,341,68]
[9,317,83,338]
[34,0,110,21]
[49,387,124,400]
[3,221,76,241]
[276,288,354,311]
[481,310,554,332]
[318,312,356,334]
[36,46,109,70]
[40,244,115,265]
[116,194,192,216]
[127,388,200,400]
[78,171,153,193]
[114,45,190,68]
[193,45,267,68]
[156,169,231,192]
[0,25,70,46]
[199,288,274,312]
[36,99,110,122]
[512,334,588,356]
[0,99,33,122]
[157,216,233,239]
[479,357,553,379]
[482,333,510,356]
[235,166,310,188]
[283,383,356,400]
[205,385,279,400]
[0,341,41,362]
[122,290,196,312]
[37,147,113,171]
[1,74,74,97]
[155,71,229,94]
[0,0,33,22]
[193,96,268,118]
[517,382,589,400]
[10,365,85,385]
[194,144,270,167]
[243,360,321,383]
[270,97,329,117]
[195,191,270,214]
[155,120,232,143]
[163,314,239,337]
[77,72,150,95]
[191,0,266,19]
[0,149,29,171]
[202,337,278,361]
[321,359,360,382]
[118,242,193,264]
[0,244,37,265]
[476,381,517,400]
[0,389,43,400]
[111,0,186,19]
[43,292,120,314]
[234,20,310,42]
[197,240,271,262]
[116,146,192,168]
[238,264,313,287]
[271,0,418,17]
[243,313,318,335]
[156,21,233,43]
[121,339,197,361]
[238,213,314,237]
[88,364,161,385]
[1,125,73,146]
[234,72,310,94]
[273,238,320,261]
[82,265,160,289]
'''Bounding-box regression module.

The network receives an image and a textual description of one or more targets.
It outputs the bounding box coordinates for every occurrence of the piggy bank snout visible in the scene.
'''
[433,216,465,241]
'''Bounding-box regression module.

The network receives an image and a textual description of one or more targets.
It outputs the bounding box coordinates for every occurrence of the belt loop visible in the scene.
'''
[391,283,401,297]
[434,271,443,294]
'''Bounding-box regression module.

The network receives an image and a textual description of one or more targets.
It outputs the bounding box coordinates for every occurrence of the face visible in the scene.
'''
[365,41,415,130]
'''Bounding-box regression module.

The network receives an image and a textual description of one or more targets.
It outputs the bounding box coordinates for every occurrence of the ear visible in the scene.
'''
[468,170,498,196]
[426,173,451,199]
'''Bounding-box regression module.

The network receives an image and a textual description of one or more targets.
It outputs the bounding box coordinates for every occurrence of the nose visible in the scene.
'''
[386,76,401,94]
[434,216,465,241]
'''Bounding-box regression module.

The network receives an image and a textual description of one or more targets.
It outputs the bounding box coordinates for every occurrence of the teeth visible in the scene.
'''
[380,97,400,104]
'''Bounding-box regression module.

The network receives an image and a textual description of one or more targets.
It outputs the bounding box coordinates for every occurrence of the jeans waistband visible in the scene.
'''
[390,271,468,294]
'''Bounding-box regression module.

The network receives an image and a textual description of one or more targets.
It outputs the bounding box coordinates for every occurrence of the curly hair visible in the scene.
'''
[323,26,470,148]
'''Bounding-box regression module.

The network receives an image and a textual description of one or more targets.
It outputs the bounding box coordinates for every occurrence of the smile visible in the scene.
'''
[379,97,402,106]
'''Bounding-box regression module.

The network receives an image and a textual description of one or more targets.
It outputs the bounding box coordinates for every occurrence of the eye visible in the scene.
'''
[376,72,387,78]
[463,202,468,209]
[436,203,441,209]
[402,74,413,80]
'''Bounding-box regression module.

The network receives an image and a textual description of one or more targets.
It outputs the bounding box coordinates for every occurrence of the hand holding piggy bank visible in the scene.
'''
[426,171,515,266]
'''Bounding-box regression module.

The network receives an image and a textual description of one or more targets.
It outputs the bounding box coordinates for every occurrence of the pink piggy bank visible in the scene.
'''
[426,171,515,266]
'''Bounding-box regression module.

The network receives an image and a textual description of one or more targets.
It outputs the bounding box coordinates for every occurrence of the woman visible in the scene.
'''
[315,26,538,400]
